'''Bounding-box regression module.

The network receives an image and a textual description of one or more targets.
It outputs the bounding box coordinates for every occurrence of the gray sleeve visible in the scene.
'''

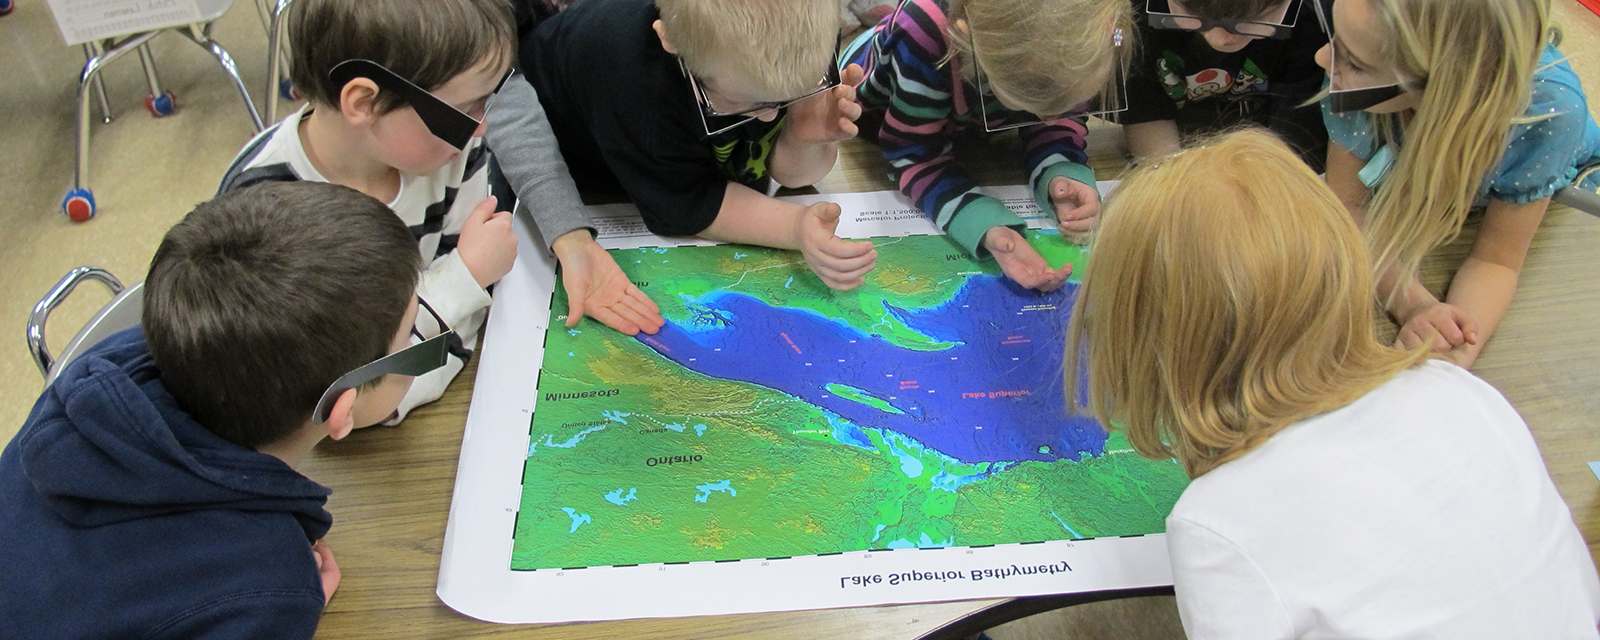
[485,73,593,248]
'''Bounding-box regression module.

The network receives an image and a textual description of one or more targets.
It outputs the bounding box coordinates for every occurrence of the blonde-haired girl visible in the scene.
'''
[841,0,1131,291]
[1068,129,1600,637]
[1318,0,1600,368]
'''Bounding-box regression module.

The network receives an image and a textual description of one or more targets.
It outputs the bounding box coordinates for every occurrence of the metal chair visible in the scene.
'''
[28,267,144,386]
[262,0,295,124]
[60,0,264,222]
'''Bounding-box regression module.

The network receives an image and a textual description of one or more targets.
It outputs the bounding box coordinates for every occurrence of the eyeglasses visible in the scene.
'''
[681,37,843,137]
[328,59,513,150]
[312,330,454,423]
[973,28,1129,132]
[1145,0,1301,39]
[1309,0,1422,112]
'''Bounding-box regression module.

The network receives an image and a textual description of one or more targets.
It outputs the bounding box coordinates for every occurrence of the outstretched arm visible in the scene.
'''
[700,182,877,290]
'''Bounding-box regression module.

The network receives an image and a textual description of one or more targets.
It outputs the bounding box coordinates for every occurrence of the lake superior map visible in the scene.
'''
[512,230,1188,571]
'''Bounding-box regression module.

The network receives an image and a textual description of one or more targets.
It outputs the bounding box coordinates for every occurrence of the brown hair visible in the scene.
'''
[288,0,516,113]
[1065,130,1429,477]
[144,182,421,448]
[1174,0,1290,20]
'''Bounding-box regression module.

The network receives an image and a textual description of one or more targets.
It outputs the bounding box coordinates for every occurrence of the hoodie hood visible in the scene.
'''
[13,328,331,538]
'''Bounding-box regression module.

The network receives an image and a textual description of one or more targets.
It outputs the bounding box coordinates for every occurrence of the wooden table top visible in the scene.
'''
[302,131,1600,639]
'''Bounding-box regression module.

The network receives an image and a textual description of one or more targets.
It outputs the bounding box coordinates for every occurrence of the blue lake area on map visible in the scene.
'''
[635,275,1107,464]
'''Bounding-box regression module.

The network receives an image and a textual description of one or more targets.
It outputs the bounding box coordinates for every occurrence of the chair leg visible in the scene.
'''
[135,42,177,117]
[181,23,264,132]
[66,31,162,221]
[264,0,293,123]
[81,43,114,124]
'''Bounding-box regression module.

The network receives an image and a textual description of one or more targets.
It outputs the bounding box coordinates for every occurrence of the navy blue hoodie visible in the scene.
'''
[0,328,332,639]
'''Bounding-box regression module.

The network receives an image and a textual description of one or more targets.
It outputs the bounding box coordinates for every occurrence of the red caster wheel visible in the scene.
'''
[62,189,96,223]
[144,90,176,117]
[0,0,13,17]
[279,78,301,102]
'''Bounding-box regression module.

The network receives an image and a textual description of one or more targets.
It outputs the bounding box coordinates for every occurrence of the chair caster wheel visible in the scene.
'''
[144,90,177,117]
[63,189,97,223]
[279,78,300,102]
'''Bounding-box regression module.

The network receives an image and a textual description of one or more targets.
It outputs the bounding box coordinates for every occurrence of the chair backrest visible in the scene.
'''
[46,283,145,386]
[29,267,145,387]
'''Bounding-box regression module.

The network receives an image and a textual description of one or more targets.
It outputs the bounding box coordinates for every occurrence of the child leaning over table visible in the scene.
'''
[1067,129,1600,638]
[0,182,437,638]
[221,0,528,422]
[843,0,1133,291]
[511,0,879,295]
[1319,0,1600,368]
[1122,0,1331,169]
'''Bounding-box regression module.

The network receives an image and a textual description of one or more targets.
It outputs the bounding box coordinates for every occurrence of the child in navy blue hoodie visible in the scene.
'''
[0,182,427,639]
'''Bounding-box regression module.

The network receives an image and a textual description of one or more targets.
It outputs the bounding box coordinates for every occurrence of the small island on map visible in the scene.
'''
[513,231,1187,571]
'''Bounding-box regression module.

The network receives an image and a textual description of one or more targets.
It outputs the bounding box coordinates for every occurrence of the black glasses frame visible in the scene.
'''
[1145,0,1301,40]
[329,59,513,150]
[1309,0,1421,112]
[681,37,844,137]
[312,330,455,423]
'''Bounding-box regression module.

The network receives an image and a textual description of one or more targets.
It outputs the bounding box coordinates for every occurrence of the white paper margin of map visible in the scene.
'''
[46,0,205,45]
[437,183,1171,625]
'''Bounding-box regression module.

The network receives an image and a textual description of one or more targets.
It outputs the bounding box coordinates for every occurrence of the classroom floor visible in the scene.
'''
[4,2,1600,639]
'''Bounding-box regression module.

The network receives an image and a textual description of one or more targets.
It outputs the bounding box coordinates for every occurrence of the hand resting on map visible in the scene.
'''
[984,226,1072,291]
[552,229,665,336]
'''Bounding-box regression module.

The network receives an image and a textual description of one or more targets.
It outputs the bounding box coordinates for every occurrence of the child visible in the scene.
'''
[1123,0,1330,169]
[511,0,879,291]
[1318,0,1600,368]
[842,0,1131,291]
[221,0,525,420]
[1067,130,1600,637]
[0,182,431,638]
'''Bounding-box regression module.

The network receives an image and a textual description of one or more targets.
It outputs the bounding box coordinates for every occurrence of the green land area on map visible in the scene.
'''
[512,231,1187,571]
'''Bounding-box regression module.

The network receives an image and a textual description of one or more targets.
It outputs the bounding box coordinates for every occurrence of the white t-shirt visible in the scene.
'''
[1169,360,1600,639]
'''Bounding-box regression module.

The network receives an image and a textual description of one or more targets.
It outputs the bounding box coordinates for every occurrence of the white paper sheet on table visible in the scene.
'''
[436,182,1170,625]
[46,0,203,45]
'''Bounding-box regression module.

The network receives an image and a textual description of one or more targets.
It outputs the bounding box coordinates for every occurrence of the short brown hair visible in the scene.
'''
[1176,0,1289,20]
[655,0,838,98]
[144,182,421,448]
[288,0,516,113]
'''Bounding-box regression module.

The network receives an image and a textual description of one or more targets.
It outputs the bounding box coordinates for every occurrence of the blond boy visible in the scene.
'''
[509,0,877,298]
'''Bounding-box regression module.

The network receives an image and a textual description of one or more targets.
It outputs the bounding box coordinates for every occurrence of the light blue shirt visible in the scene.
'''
[1323,43,1600,203]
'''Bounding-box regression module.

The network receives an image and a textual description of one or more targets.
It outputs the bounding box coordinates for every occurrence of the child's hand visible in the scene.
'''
[458,196,518,289]
[797,201,876,289]
[1050,177,1100,244]
[782,64,866,146]
[985,226,1072,291]
[311,540,340,605]
[1397,302,1481,354]
[551,230,664,336]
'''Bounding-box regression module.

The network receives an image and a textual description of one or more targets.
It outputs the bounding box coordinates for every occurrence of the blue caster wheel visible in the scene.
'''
[62,189,96,223]
[144,90,176,117]
[0,0,13,17]
[278,78,300,102]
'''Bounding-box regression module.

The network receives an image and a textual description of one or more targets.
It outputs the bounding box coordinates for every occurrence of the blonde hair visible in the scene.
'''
[655,0,837,98]
[1358,0,1551,284]
[1065,130,1429,478]
[946,0,1133,116]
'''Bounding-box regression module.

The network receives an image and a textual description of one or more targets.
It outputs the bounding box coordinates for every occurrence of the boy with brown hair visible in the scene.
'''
[222,0,583,416]
[0,182,438,638]
[509,0,879,293]
[1123,0,1331,169]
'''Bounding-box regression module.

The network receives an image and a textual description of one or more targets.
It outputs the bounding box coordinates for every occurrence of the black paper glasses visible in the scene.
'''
[329,59,512,150]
